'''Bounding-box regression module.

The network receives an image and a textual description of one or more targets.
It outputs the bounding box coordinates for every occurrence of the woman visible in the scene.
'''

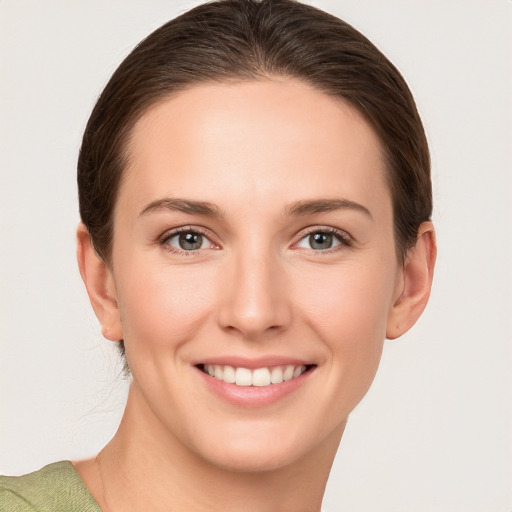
[1,0,435,510]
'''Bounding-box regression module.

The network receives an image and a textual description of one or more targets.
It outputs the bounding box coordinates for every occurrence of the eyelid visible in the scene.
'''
[159,225,220,253]
[157,224,353,254]
[291,225,354,251]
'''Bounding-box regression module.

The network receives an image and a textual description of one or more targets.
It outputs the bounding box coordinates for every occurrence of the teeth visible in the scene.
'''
[203,364,308,387]
[223,365,236,383]
[235,367,252,386]
[252,368,271,387]
[270,367,284,384]
[293,365,305,378]
[283,365,295,381]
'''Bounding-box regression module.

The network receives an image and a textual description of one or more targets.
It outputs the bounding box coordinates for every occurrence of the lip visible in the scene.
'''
[193,358,316,408]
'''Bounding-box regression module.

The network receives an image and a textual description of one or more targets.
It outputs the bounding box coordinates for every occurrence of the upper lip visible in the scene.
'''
[192,355,315,369]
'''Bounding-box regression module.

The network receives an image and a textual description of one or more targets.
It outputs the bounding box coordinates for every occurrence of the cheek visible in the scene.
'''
[116,259,217,353]
[293,262,395,385]
[297,262,393,337]
[298,271,391,431]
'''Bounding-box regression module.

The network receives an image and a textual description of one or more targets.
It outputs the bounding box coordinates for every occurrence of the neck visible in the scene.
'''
[93,383,344,512]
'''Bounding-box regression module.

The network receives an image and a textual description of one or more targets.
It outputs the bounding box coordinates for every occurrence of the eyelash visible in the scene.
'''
[293,226,354,253]
[159,226,218,255]
[158,225,354,255]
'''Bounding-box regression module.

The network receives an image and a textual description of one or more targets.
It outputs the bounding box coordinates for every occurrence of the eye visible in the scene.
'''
[295,228,350,251]
[162,229,215,252]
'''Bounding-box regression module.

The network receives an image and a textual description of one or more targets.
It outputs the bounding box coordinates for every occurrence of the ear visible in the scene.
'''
[386,222,436,339]
[76,223,123,342]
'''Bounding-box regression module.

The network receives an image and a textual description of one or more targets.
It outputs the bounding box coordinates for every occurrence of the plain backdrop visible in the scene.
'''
[1,1,511,511]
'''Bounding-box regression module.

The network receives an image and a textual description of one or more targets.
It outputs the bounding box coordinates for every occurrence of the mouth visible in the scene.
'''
[197,363,316,387]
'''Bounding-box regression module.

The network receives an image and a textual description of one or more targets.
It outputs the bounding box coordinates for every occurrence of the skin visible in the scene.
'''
[75,78,436,512]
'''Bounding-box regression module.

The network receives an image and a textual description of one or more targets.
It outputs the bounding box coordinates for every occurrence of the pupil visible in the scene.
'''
[310,232,332,250]
[179,232,202,250]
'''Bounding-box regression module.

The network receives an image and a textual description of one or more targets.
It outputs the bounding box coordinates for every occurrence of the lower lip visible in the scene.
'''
[195,367,314,408]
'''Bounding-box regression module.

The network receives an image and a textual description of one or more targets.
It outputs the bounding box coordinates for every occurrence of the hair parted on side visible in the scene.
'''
[78,0,432,267]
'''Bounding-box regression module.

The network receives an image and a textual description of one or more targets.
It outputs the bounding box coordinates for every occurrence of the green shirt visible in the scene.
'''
[0,461,101,512]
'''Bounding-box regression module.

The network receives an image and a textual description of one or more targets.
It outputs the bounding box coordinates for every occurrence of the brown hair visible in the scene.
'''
[78,0,431,266]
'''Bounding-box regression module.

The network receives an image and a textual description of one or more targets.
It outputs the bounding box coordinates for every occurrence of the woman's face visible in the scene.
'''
[108,78,403,471]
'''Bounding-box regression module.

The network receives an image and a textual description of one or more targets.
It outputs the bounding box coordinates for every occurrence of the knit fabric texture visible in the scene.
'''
[0,461,101,512]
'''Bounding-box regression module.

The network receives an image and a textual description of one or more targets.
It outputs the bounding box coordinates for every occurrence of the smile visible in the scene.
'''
[199,364,313,387]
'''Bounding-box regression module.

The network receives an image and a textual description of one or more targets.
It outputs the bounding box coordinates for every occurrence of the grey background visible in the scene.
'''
[1,1,511,510]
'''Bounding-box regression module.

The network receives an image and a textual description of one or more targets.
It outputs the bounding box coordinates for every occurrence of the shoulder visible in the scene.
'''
[0,486,36,512]
[0,462,101,512]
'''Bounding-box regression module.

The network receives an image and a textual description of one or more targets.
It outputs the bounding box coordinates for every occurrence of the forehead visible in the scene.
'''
[119,78,390,219]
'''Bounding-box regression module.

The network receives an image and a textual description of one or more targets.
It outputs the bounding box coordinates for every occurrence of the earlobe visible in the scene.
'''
[76,223,123,342]
[386,222,436,340]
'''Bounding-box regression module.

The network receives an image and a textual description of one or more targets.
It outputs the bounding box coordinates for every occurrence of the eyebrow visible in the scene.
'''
[139,197,371,220]
[139,198,223,218]
[286,198,373,219]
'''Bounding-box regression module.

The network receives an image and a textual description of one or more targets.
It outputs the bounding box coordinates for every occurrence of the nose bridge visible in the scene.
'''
[217,239,290,338]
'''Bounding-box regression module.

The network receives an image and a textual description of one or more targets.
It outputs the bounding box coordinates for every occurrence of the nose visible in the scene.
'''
[216,247,292,340]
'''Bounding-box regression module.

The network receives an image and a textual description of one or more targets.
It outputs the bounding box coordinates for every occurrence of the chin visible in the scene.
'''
[201,444,301,474]
[189,419,338,474]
